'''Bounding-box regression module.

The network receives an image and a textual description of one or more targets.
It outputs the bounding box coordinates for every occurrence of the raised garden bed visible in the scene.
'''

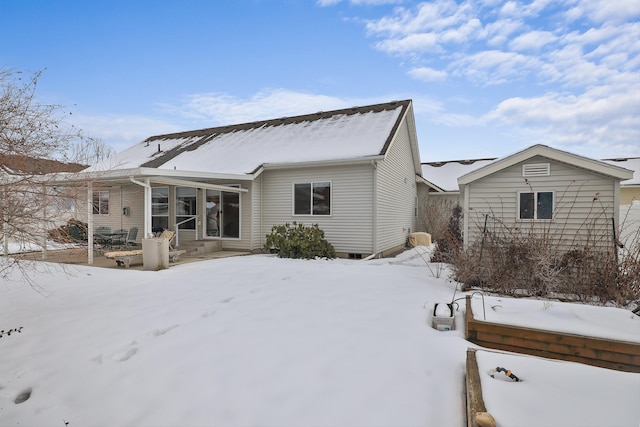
[465,295,640,373]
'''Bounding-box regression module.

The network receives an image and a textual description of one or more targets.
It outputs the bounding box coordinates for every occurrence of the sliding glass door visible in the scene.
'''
[205,189,240,238]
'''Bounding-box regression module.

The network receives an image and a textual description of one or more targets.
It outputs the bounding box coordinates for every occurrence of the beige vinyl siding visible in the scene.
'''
[620,187,640,205]
[375,119,418,253]
[119,185,145,243]
[464,156,618,251]
[76,184,145,243]
[260,163,375,254]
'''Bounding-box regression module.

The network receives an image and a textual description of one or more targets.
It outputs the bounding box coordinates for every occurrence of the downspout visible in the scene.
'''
[119,185,123,230]
[372,160,378,257]
[463,183,470,250]
[129,177,153,238]
[260,175,263,250]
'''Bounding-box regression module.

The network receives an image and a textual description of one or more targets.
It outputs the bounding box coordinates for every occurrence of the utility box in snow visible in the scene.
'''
[142,238,169,271]
[432,303,456,331]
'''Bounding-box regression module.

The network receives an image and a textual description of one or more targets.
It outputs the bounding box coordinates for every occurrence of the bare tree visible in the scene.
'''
[69,136,114,166]
[0,68,89,280]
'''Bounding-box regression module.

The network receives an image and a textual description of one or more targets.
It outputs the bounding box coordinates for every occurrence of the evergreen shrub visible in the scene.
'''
[265,222,336,259]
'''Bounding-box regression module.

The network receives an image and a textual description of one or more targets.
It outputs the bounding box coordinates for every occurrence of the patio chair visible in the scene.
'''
[94,226,111,247]
[111,229,128,248]
[125,227,139,247]
[158,229,177,250]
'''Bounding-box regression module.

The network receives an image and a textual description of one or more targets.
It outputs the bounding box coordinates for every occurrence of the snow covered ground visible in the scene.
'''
[0,248,638,427]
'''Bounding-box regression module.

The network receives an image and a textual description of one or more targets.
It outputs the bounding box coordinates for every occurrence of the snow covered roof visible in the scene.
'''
[0,154,85,175]
[602,157,640,186]
[90,100,411,175]
[421,158,496,192]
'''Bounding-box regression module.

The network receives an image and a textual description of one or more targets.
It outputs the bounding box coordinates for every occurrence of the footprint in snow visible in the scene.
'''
[219,297,233,304]
[201,309,217,318]
[14,387,32,404]
[112,345,138,362]
[152,325,179,336]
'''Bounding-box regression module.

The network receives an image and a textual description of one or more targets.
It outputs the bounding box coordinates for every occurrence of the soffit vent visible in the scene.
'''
[523,163,550,177]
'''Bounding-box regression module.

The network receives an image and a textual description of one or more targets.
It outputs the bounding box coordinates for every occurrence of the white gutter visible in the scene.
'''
[258,155,386,173]
[146,176,248,193]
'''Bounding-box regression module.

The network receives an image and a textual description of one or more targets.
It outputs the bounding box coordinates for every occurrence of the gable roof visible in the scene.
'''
[92,100,413,176]
[458,144,633,186]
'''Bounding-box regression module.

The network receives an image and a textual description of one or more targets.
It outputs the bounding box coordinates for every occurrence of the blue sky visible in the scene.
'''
[1,0,639,161]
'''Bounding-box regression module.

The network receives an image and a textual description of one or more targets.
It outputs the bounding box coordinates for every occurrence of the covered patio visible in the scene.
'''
[13,246,251,270]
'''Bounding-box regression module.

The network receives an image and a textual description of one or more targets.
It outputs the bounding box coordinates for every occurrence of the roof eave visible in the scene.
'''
[59,167,253,184]
[259,155,386,172]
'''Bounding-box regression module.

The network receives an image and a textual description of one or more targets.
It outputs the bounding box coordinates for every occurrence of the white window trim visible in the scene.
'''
[202,185,242,240]
[517,190,555,221]
[292,181,332,216]
[151,186,169,230]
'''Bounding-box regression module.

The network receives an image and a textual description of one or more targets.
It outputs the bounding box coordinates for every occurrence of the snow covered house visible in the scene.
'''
[79,100,425,260]
[421,145,634,251]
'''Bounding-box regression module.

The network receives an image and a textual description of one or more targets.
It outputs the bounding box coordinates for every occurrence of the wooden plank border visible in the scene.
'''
[465,296,640,373]
[465,348,487,427]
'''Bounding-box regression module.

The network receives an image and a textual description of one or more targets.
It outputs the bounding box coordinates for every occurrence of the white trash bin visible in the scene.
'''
[142,238,169,271]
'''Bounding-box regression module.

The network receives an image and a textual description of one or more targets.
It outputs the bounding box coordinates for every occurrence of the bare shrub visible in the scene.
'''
[451,215,639,306]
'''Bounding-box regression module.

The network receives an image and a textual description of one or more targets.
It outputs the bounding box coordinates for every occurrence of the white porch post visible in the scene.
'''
[2,196,7,257]
[144,178,152,238]
[87,182,94,265]
[41,183,47,260]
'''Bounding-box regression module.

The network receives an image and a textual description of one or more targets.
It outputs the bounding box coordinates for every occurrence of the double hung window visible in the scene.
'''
[519,191,553,220]
[294,182,331,216]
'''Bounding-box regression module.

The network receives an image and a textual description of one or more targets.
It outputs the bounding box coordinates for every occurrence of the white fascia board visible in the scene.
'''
[138,168,253,181]
[260,155,385,171]
[64,167,253,183]
[145,176,248,193]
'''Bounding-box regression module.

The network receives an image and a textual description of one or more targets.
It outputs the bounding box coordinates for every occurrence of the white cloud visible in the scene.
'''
[408,66,447,82]
[565,0,640,24]
[71,115,182,153]
[317,0,402,6]
[484,84,640,156]
[484,18,523,46]
[375,32,440,54]
[366,0,473,37]
[509,30,557,51]
[162,90,368,126]
[451,50,542,84]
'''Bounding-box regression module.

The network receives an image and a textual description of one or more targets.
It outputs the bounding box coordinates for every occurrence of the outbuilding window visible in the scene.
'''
[294,182,331,216]
[519,191,553,220]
